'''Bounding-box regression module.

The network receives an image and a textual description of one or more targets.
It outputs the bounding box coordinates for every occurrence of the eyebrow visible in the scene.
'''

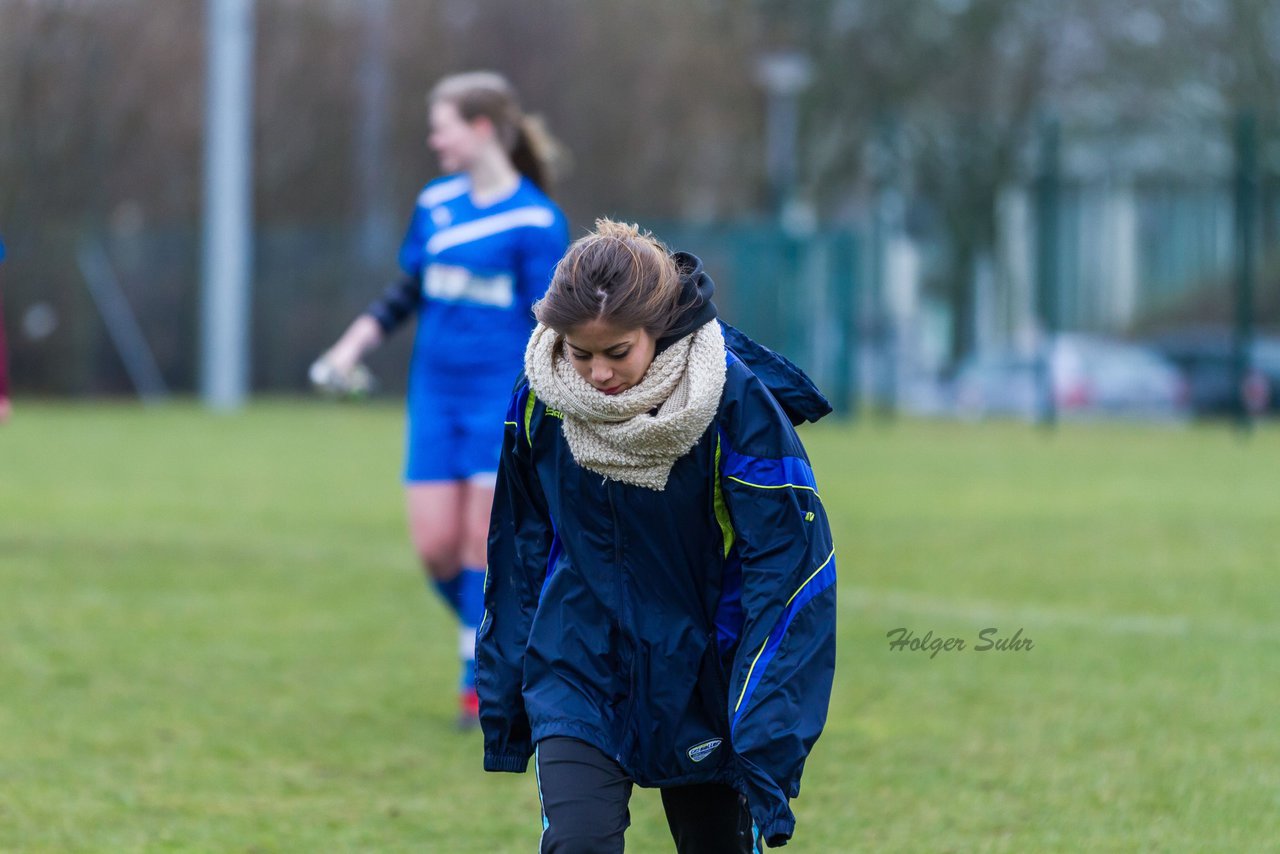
[568,340,631,354]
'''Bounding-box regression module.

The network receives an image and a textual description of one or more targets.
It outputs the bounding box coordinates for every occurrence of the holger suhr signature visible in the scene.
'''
[886,627,1033,659]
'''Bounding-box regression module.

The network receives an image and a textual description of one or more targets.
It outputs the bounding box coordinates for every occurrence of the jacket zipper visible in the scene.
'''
[607,478,637,764]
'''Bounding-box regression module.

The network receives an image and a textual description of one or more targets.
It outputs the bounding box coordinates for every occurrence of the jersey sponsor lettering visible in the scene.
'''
[423,263,515,308]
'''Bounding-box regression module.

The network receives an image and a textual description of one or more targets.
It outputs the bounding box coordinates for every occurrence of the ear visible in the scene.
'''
[469,115,497,140]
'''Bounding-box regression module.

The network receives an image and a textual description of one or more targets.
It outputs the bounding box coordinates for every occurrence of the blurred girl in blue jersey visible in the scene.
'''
[478,221,835,851]
[315,71,569,727]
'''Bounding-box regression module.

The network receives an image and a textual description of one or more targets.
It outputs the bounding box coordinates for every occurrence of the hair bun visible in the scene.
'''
[592,219,649,243]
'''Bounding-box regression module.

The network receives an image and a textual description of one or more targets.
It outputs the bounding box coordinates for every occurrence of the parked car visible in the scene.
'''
[1146,327,1280,417]
[952,334,1188,422]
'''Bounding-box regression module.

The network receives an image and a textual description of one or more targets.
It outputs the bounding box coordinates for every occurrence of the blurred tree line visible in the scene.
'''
[2,0,1280,394]
[791,0,1280,363]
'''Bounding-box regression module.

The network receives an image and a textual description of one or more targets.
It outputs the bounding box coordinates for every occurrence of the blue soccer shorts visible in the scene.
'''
[403,384,508,484]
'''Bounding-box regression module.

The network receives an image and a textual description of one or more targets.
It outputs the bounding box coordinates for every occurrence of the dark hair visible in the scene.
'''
[534,219,684,335]
[429,71,560,190]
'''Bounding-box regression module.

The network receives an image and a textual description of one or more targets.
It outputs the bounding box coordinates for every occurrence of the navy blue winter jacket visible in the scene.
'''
[477,269,836,848]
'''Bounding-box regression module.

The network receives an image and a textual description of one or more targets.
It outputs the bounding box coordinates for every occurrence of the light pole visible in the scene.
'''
[754,50,813,228]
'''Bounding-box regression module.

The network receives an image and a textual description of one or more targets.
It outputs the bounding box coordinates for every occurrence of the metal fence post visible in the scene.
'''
[1035,114,1060,429]
[1233,110,1257,433]
[201,0,255,411]
[835,232,859,418]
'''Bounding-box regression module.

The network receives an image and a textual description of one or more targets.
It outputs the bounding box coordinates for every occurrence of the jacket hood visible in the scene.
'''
[660,252,832,425]
[655,252,720,354]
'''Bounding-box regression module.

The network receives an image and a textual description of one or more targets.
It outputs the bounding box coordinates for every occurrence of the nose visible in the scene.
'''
[591,361,613,386]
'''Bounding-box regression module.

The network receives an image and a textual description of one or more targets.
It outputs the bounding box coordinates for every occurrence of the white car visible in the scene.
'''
[953,334,1189,422]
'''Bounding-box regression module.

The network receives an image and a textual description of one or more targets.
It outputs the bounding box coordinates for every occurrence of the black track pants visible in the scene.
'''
[535,736,762,854]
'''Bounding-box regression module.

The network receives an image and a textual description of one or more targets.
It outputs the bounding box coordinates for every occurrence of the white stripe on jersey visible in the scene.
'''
[427,206,557,255]
[418,176,470,208]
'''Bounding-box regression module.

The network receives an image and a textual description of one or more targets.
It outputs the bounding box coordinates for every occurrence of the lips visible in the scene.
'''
[598,384,624,395]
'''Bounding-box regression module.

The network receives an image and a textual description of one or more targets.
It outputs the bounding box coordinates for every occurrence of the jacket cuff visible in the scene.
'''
[484,751,530,773]
[761,815,796,848]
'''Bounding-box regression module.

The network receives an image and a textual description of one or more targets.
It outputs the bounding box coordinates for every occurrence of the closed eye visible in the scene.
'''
[568,348,630,360]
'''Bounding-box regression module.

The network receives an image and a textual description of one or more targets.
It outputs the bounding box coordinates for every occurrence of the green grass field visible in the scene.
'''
[2,403,1278,852]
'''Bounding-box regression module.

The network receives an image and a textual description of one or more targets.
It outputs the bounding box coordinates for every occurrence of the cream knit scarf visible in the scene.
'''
[523,319,727,491]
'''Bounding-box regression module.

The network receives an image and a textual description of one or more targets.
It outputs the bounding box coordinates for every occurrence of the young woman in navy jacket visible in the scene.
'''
[478,219,836,852]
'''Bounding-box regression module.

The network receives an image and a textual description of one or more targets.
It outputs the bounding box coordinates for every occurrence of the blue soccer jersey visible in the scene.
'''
[398,174,568,387]
[395,174,568,481]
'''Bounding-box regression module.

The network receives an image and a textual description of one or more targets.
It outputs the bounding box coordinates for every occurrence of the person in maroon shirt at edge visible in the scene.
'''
[0,233,10,424]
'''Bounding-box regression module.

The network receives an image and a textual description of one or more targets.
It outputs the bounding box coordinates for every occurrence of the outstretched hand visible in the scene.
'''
[309,358,374,397]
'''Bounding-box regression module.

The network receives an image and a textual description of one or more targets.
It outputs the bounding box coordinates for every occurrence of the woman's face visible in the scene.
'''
[428,100,490,173]
[563,319,658,396]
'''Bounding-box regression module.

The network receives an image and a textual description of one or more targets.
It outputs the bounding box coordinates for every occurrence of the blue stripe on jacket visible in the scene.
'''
[720,445,819,496]
[731,548,836,734]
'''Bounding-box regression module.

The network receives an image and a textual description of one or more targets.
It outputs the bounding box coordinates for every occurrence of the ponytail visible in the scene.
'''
[511,114,570,191]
